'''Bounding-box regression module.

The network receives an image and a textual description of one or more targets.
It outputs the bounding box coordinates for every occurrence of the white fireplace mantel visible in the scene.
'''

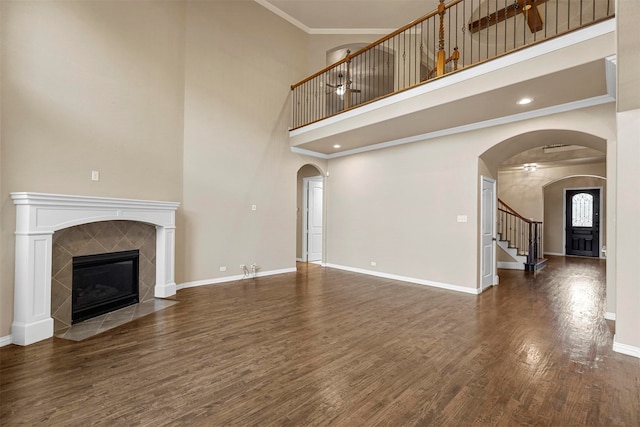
[11,192,180,346]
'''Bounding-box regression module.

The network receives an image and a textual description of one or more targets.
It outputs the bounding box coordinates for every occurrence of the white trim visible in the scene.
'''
[604,312,616,321]
[309,28,397,35]
[291,147,330,159]
[613,337,640,359]
[296,257,304,262]
[177,267,297,290]
[0,335,13,347]
[324,263,481,295]
[544,252,565,257]
[605,55,617,99]
[302,176,323,263]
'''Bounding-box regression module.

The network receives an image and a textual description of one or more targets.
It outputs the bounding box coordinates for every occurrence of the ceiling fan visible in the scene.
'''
[325,50,362,109]
[326,73,361,97]
[468,0,550,34]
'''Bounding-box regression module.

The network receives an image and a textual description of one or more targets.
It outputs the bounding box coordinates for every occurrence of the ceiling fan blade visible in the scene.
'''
[468,0,549,34]
[526,4,544,33]
[350,89,362,94]
[468,3,519,34]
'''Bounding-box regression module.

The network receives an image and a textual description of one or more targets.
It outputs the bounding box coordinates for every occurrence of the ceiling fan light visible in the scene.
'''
[336,85,346,96]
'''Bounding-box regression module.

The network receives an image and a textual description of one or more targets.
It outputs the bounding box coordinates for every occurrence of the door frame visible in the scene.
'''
[563,186,603,258]
[302,176,323,262]
[480,176,498,291]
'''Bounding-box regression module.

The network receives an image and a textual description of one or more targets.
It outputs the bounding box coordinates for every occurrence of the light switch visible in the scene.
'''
[457,215,468,223]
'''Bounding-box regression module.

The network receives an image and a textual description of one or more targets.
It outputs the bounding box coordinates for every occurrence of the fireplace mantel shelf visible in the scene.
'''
[11,192,180,346]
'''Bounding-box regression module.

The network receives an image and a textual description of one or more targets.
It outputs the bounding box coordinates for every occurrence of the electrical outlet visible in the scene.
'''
[91,171,100,181]
[219,266,227,272]
[371,261,377,266]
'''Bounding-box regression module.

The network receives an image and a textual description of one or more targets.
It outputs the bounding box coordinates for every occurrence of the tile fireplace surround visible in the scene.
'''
[10,192,180,346]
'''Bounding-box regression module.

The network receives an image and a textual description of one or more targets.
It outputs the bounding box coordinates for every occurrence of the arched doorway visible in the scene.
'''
[297,164,324,262]
[479,129,607,278]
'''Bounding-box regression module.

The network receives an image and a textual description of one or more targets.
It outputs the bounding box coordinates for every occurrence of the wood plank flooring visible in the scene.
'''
[1,256,639,426]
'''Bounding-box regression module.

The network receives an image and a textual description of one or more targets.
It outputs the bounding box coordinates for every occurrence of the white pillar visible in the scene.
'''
[154,225,177,298]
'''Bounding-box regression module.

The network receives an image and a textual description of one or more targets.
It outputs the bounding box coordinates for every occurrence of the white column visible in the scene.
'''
[154,225,177,298]
[12,205,55,345]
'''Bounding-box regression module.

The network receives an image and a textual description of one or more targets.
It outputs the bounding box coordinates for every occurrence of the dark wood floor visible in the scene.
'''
[1,256,639,426]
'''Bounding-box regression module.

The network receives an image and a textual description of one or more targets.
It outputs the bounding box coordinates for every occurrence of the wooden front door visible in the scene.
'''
[565,189,600,257]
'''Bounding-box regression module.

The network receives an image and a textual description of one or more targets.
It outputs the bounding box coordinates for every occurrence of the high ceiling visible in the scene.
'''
[257,0,440,32]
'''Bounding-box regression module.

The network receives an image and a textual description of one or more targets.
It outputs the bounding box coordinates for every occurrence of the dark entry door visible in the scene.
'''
[565,189,600,257]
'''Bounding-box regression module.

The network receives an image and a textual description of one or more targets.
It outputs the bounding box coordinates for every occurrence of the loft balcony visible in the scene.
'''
[289,0,616,158]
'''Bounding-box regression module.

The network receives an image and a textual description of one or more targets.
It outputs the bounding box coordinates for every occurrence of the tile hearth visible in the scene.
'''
[55,299,178,341]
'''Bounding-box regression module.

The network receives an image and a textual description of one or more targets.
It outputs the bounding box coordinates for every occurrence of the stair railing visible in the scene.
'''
[497,198,543,270]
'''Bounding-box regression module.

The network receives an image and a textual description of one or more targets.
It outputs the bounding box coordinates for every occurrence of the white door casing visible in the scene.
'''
[303,177,323,262]
[481,176,497,290]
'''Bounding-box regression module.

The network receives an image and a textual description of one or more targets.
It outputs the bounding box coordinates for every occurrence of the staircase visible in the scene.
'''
[497,199,547,271]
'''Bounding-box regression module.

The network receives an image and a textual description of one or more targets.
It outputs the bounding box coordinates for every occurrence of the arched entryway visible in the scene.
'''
[296,164,325,263]
[479,129,608,283]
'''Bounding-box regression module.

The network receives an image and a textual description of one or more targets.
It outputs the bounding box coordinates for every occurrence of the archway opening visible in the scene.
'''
[297,164,325,263]
[479,129,607,274]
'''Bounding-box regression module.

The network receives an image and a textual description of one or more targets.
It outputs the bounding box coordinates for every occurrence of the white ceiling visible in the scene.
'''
[257,0,440,32]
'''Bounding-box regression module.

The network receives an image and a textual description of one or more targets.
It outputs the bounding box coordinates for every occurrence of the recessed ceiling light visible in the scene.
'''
[333,144,341,149]
[517,97,533,105]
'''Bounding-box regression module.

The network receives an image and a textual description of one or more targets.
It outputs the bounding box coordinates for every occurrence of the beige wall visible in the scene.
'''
[326,104,616,291]
[0,0,186,337]
[180,1,326,283]
[543,176,607,255]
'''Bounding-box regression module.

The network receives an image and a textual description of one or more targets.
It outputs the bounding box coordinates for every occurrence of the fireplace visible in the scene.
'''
[72,250,140,323]
[11,192,180,346]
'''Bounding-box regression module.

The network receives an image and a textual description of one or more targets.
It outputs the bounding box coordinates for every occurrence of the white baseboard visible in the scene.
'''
[0,335,12,347]
[324,263,480,295]
[296,257,304,262]
[544,252,564,256]
[604,312,616,321]
[613,336,640,359]
[497,261,524,270]
[177,267,297,290]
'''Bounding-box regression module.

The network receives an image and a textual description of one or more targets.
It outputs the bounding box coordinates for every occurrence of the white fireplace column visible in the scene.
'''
[11,193,180,346]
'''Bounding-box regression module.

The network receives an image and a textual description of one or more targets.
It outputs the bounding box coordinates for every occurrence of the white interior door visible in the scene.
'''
[304,178,323,262]
[481,176,497,290]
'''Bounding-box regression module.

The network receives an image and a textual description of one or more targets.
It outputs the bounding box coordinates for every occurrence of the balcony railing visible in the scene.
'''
[291,0,614,130]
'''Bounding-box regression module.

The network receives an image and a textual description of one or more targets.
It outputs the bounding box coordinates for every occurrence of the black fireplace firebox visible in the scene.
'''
[72,250,140,323]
